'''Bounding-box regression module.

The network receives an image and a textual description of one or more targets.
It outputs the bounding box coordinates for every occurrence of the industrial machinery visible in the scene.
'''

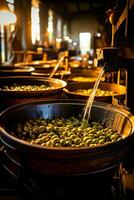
[96,1,134,195]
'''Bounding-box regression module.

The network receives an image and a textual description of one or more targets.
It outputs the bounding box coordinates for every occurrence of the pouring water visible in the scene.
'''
[82,68,105,126]
[49,56,64,78]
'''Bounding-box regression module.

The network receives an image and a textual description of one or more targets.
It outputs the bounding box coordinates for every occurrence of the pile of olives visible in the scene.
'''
[73,88,116,96]
[11,116,122,148]
[0,84,54,91]
[72,77,97,82]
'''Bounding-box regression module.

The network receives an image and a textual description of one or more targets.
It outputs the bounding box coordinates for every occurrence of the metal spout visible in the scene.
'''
[96,47,119,71]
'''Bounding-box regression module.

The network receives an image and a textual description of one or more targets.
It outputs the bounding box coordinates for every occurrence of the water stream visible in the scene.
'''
[49,56,64,78]
[82,67,105,123]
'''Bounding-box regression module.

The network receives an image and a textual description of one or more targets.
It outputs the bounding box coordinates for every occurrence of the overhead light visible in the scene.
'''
[56,38,62,43]
[0,0,17,25]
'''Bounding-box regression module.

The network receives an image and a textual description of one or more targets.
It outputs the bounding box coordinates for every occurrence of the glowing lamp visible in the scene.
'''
[0,0,17,25]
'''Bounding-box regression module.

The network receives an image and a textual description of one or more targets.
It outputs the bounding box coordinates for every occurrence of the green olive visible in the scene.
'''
[13,116,122,148]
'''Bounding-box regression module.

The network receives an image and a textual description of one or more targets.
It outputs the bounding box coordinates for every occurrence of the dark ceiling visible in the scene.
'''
[40,0,116,20]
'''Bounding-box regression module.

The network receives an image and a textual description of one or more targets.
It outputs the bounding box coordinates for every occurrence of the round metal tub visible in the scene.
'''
[0,66,35,76]
[0,76,67,111]
[0,99,134,176]
[64,81,126,103]
[69,68,105,82]
[31,70,71,81]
